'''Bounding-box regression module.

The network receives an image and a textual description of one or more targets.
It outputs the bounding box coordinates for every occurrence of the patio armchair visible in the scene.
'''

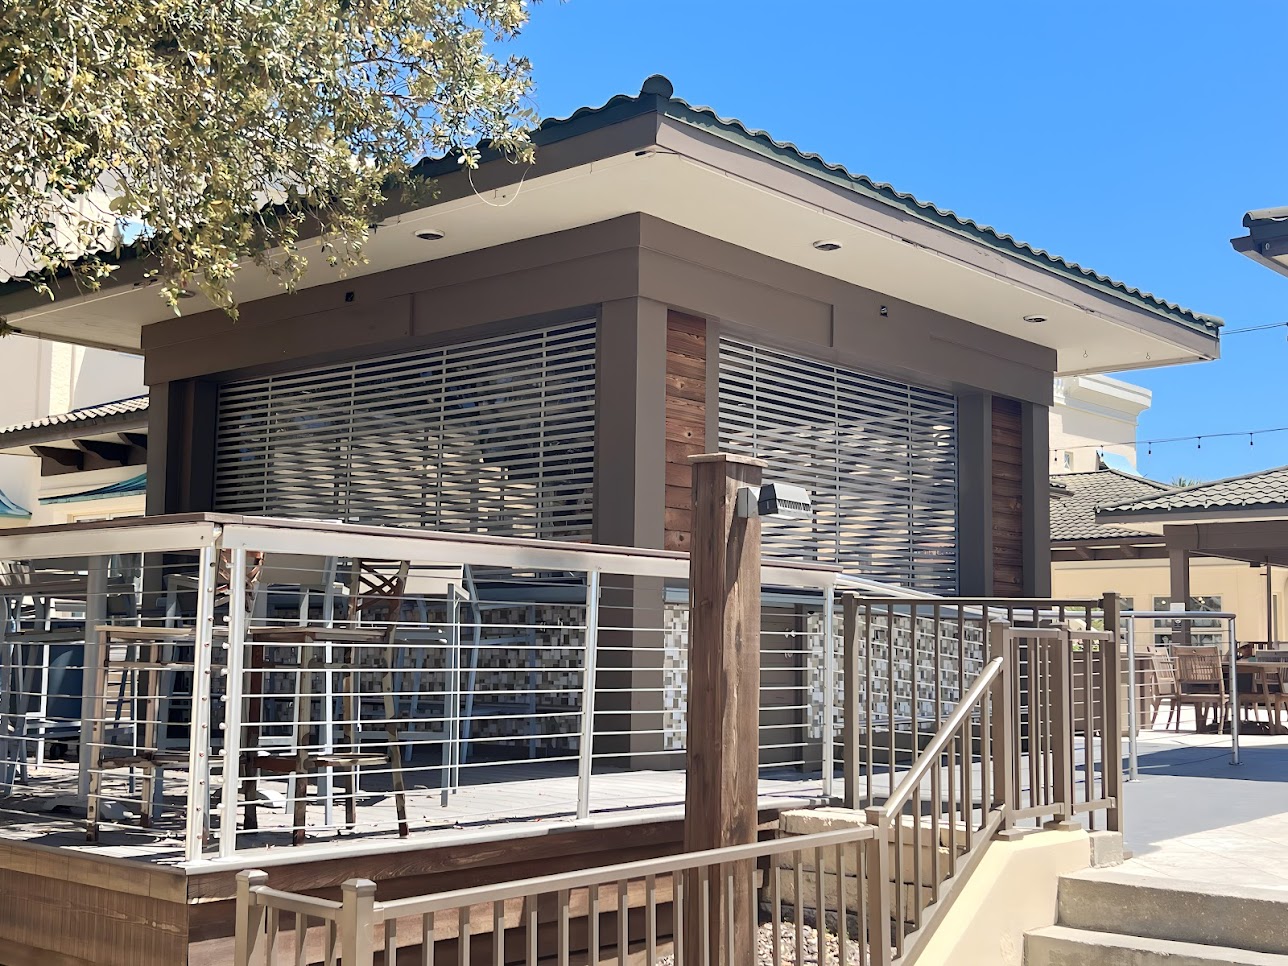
[1172,646,1227,733]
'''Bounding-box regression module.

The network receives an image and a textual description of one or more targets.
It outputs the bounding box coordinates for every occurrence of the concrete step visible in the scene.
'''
[1025,925,1287,966]
[1056,870,1288,956]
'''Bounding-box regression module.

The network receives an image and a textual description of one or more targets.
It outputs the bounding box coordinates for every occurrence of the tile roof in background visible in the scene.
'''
[0,395,149,443]
[1050,469,1173,542]
[1098,465,1288,518]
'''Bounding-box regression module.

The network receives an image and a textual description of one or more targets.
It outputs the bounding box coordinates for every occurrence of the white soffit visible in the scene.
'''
[4,147,1216,376]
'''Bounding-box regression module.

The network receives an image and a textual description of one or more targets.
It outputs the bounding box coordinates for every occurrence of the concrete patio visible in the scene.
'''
[1121,711,1288,891]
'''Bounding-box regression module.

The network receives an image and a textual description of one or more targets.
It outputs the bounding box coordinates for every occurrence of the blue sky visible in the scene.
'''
[515,0,1288,485]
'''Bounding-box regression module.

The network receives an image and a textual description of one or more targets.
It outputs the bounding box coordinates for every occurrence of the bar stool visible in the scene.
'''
[238,560,410,844]
[85,625,197,840]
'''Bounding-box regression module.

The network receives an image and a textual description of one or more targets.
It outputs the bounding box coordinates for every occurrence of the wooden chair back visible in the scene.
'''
[348,559,410,625]
[1174,646,1225,696]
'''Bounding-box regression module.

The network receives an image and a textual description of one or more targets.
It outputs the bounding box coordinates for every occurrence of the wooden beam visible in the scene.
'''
[32,445,82,475]
[73,438,131,464]
[684,452,764,966]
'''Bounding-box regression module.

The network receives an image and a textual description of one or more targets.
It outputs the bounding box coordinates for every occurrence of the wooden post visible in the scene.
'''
[683,452,765,966]
[1102,592,1125,833]
[842,593,860,810]
[340,878,377,966]
[234,870,269,966]
[1169,548,1192,645]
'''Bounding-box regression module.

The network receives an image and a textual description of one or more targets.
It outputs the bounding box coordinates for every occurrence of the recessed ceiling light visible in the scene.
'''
[176,289,196,299]
[1023,314,1047,324]
[414,228,445,241]
[812,239,843,252]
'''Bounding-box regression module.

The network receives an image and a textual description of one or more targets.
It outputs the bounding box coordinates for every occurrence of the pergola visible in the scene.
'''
[1097,465,1288,644]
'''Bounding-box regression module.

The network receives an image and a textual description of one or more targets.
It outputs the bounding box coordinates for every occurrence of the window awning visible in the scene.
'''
[0,488,30,518]
[40,472,147,505]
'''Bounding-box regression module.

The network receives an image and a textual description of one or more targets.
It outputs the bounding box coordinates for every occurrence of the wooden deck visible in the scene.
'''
[0,757,829,869]
[0,761,828,966]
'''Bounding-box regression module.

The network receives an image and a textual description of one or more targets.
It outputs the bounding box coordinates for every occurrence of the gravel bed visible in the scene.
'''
[655,909,879,965]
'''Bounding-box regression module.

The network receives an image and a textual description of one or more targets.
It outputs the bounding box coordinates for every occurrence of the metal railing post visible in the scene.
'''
[1101,593,1124,833]
[842,594,859,810]
[576,569,601,820]
[340,878,378,966]
[1229,616,1241,766]
[186,541,220,861]
[77,556,108,803]
[822,584,836,799]
[220,548,248,859]
[987,620,1017,835]
[1049,628,1077,829]
[864,809,893,966]
[1126,618,1139,781]
[234,869,269,966]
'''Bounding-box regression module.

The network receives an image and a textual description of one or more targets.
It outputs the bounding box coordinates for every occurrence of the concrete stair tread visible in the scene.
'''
[1064,867,1288,905]
[1055,868,1288,957]
[1026,925,1288,966]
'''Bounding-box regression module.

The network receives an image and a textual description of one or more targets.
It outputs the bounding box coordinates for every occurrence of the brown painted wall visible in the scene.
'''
[141,213,1057,592]
[992,397,1025,596]
[663,310,707,553]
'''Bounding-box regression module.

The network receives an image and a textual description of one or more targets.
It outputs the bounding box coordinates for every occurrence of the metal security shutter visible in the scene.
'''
[214,320,596,540]
[719,338,958,593]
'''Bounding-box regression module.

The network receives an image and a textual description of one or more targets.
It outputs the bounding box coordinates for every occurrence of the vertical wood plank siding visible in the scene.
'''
[663,311,707,552]
[991,397,1025,596]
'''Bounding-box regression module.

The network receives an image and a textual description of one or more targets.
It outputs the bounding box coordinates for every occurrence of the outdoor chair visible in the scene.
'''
[1237,662,1287,733]
[1172,646,1227,733]
[1148,646,1179,729]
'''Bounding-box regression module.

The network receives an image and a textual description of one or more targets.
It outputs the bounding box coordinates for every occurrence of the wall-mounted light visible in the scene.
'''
[812,239,843,252]
[414,228,446,241]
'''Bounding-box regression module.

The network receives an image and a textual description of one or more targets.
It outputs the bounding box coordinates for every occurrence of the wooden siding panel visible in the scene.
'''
[0,844,187,966]
[664,311,707,553]
[992,396,1025,596]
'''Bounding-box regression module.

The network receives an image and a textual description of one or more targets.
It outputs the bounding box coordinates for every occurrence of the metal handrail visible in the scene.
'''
[878,656,1003,822]
[377,824,878,919]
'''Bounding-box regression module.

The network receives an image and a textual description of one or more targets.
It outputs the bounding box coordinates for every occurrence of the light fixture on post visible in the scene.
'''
[736,482,813,520]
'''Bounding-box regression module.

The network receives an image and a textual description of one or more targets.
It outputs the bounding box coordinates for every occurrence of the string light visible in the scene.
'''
[1052,424,1288,458]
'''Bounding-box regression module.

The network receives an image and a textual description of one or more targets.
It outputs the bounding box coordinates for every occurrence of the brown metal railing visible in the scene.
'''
[232,610,1125,966]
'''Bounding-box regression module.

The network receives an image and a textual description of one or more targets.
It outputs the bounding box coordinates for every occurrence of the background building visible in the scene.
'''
[0,334,146,526]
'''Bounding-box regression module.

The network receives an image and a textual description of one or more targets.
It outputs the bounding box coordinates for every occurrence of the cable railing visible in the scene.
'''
[0,514,839,864]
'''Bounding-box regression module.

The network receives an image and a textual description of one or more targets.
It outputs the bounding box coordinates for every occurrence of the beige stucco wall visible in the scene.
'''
[913,829,1090,966]
[1053,556,1288,643]
[0,333,144,525]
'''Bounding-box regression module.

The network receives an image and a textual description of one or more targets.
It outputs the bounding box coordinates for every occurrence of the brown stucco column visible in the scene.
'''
[146,379,218,514]
[1022,400,1052,596]
[1169,547,1192,644]
[956,392,992,596]
[594,297,670,766]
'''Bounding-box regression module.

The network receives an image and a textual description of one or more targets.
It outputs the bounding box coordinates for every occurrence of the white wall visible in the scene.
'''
[1050,374,1151,473]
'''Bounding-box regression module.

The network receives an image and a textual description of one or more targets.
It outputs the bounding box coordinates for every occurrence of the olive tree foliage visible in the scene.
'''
[0,0,537,325]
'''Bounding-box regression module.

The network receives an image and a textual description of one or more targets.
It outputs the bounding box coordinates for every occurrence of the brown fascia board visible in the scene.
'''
[0,110,663,321]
